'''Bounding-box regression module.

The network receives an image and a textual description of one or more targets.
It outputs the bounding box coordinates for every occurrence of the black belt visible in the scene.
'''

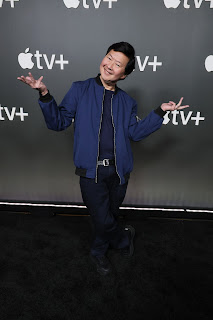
[97,159,115,166]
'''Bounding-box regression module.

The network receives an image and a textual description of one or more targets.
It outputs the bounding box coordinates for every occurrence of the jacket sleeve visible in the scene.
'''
[128,103,166,141]
[38,82,79,131]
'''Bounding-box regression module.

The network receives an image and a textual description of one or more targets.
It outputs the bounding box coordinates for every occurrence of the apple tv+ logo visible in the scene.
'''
[18,48,69,70]
[163,110,205,126]
[205,55,213,72]
[0,104,28,122]
[63,0,118,9]
[163,0,213,9]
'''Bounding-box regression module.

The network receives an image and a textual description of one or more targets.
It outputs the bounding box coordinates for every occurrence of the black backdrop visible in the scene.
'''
[0,0,212,209]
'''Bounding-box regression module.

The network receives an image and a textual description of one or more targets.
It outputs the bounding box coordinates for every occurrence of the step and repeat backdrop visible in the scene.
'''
[0,0,212,209]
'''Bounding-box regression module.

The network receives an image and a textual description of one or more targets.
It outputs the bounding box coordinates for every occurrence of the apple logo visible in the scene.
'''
[163,0,181,9]
[163,112,170,125]
[63,0,80,9]
[18,48,34,69]
[205,55,213,72]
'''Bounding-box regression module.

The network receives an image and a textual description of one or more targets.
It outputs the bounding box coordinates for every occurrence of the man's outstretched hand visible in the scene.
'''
[161,97,189,112]
[17,72,48,96]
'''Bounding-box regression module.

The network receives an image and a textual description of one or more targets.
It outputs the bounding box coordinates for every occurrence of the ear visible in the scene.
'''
[120,74,127,80]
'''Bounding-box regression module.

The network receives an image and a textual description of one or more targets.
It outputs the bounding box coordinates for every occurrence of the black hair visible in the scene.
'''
[106,41,135,75]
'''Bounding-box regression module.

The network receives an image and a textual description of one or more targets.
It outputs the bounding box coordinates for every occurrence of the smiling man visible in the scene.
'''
[100,47,129,87]
[18,42,189,276]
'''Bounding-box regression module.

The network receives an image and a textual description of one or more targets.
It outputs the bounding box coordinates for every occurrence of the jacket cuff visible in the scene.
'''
[39,90,53,103]
[154,106,167,118]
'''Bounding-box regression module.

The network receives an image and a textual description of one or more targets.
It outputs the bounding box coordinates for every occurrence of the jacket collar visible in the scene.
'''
[95,74,119,95]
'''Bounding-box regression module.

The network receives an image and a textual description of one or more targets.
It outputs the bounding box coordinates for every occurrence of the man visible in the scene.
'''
[18,42,189,276]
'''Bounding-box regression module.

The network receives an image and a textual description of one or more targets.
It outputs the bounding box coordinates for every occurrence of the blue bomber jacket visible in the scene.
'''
[38,75,165,185]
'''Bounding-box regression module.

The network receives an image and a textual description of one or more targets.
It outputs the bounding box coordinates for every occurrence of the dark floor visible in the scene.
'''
[0,209,212,320]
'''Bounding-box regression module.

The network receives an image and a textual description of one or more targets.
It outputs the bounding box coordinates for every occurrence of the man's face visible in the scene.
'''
[100,49,130,84]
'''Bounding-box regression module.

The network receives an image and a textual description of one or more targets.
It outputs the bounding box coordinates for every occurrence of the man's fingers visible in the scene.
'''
[17,76,26,82]
[176,97,183,107]
[25,76,34,85]
[177,105,190,110]
[37,76,43,84]
[17,75,34,87]
[17,73,44,90]
[28,72,34,79]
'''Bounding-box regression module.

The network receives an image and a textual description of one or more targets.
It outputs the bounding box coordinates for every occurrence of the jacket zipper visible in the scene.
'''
[95,88,105,183]
[111,94,121,184]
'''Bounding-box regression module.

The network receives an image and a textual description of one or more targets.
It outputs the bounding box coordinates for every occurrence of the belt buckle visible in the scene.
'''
[103,159,110,166]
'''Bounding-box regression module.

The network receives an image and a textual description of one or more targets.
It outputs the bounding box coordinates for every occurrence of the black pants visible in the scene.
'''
[80,165,129,257]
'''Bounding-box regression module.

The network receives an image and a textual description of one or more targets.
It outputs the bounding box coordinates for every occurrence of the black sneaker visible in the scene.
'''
[122,225,135,257]
[90,254,112,276]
